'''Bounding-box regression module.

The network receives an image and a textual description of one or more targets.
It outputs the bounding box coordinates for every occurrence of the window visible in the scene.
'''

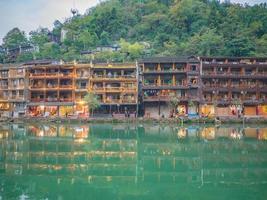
[191,65,197,71]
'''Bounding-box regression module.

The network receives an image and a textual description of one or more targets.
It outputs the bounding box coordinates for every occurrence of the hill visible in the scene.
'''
[1,0,267,63]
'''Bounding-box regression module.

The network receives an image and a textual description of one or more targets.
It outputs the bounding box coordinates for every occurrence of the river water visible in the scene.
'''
[0,123,267,200]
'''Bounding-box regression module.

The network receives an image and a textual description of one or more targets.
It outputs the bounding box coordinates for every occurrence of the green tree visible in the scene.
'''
[168,93,180,115]
[37,42,61,59]
[29,28,50,47]
[225,34,255,57]
[99,31,111,45]
[77,31,98,50]
[3,28,28,49]
[256,34,267,56]
[120,39,144,60]
[2,0,267,62]
[16,52,34,62]
[178,28,224,56]
[170,0,209,34]
[82,92,101,116]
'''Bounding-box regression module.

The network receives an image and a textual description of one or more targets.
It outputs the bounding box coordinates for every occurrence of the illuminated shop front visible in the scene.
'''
[28,106,58,117]
[59,106,74,117]
[200,104,215,118]
[244,105,257,116]
[258,105,267,117]
[74,103,89,117]
[258,128,267,140]
[27,104,78,117]
[215,105,242,118]
[0,102,10,117]
[177,104,187,116]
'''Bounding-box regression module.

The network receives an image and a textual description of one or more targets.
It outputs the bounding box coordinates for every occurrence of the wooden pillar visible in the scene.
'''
[57,105,59,117]
[241,67,245,75]
[57,67,60,101]
[158,75,161,86]
[72,67,75,102]
[44,67,46,102]
[157,63,160,71]
[158,100,161,116]
[103,82,106,103]
[104,69,106,77]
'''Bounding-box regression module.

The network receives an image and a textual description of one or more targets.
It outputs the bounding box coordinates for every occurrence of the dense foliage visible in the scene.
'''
[1,0,267,63]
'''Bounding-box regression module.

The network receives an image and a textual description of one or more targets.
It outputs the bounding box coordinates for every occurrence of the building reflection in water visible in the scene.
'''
[0,123,267,199]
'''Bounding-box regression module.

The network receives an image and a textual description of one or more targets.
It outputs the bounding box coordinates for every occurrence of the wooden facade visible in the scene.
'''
[200,57,267,118]
[0,64,27,117]
[0,57,267,118]
[89,63,138,116]
[140,57,200,118]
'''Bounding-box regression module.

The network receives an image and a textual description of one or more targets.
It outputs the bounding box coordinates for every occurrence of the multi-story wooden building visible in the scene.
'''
[0,65,10,117]
[74,63,91,116]
[2,57,267,119]
[89,63,138,116]
[0,64,27,117]
[8,64,28,117]
[26,61,90,117]
[200,57,267,118]
[140,57,200,118]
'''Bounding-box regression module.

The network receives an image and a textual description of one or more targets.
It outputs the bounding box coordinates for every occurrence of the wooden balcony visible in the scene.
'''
[91,75,136,81]
[60,85,73,90]
[143,69,186,74]
[203,62,267,67]
[8,86,25,90]
[143,95,188,102]
[202,72,267,79]
[75,75,89,80]
[93,87,137,93]
[0,86,8,90]
[203,84,260,92]
[0,75,8,79]
[8,73,25,78]
[75,86,88,92]
[8,96,25,101]
[29,85,73,90]
[121,99,137,104]
[202,97,261,104]
[103,99,121,104]
[102,98,137,104]
[0,97,9,101]
[30,98,73,103]
[142,84,188,90]
[29,73,74,79]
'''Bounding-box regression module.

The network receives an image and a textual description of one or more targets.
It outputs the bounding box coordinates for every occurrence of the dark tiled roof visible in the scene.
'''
[0,63,23,69]
[139,56,199,63]
[200,56,267,60]
[23,60,56,65]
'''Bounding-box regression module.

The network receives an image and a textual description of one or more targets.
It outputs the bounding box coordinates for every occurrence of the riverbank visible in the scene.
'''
[1,116,267,124]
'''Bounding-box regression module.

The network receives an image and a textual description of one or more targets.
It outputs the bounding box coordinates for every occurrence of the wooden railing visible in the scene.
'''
[29,73,74,78]
[93,87,137,92]
[91,75,136,79]
[30,98,73,102]
[0,86,8,89]
[103,99,137,104]
[144,95,188,101]
[144,68,186,72]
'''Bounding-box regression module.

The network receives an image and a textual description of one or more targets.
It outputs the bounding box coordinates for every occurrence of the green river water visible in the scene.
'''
[0,123,267,200]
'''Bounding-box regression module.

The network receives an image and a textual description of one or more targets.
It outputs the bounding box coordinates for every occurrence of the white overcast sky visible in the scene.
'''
[0,0,267,44]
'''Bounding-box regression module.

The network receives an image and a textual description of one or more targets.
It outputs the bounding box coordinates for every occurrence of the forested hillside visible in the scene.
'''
[1,0,267,63]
